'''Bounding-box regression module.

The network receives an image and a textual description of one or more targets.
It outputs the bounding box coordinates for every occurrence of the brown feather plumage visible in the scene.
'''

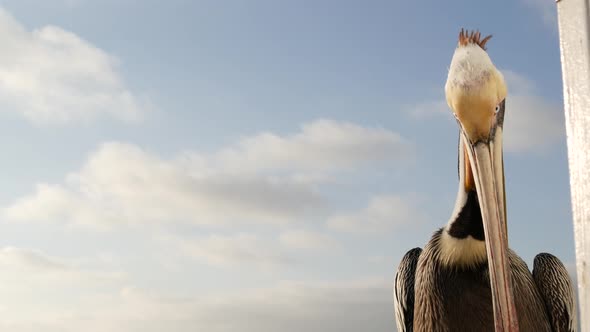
[458,28,492,50]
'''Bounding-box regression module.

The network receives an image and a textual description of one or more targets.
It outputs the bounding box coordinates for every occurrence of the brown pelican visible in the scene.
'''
[394,30,576,332]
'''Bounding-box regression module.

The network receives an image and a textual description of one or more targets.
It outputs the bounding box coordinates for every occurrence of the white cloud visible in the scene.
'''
[0,246,124,284]
[0,247,67,271]
[0,246,125,331]
[503,94,563,152]
[0,245,395,332]
[2,119,410,228]
[184,278,395,332]
[0,244,395,332]
[406,70,564,152]
[501,70,564,152]
[327,194,425,233]
[187,119,411,174]
[0,278,395,332]
[279,229,340,251]
[3,143,324,228]
[0,8,144,124]
[177,233,292,268]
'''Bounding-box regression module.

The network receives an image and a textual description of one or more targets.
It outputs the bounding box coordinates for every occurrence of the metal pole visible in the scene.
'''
[556,0,590,329]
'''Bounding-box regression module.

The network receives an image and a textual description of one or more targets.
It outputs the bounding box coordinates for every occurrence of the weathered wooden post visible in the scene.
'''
[556,0,590,329]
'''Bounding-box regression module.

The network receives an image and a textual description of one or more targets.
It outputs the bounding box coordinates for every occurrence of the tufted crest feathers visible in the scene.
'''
[458,29,492,50]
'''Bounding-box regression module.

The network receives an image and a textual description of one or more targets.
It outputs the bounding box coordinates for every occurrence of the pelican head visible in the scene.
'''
[445,30,518,331]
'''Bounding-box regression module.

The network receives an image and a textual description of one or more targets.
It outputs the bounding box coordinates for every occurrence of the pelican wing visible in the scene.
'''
[533,253,577,332]
[394,247,422,332]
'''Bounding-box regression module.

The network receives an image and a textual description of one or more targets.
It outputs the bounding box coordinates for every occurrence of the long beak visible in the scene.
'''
[462,128,520,332]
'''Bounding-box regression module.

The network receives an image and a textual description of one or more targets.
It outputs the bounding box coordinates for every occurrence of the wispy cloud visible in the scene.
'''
[0,7,145,125]
[406,70,564,152]
[327,194,425,233]
[176,233,293,268]
[501,70,564,152]
[2,119,410,229]
[0,246,125,332]
[0,246,125,283]
[0,277,394,332]
[187,119,412,174]
[0,247,67,271]
[279,229,340,251]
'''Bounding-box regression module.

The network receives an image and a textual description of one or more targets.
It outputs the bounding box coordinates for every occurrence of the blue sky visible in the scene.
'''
[0,1,572,331]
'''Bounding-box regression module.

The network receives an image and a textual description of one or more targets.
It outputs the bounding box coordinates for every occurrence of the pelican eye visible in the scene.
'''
[494,104,500,114]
